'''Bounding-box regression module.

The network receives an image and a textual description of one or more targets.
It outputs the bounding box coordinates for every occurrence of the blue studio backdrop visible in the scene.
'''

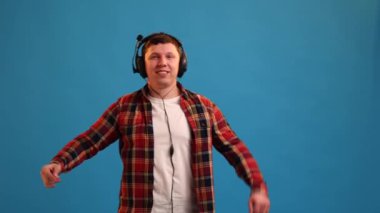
[1,0,379,212]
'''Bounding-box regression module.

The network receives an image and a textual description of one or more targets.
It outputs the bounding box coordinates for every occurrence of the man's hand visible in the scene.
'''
[249,189,270,213]
[40,163,62,188]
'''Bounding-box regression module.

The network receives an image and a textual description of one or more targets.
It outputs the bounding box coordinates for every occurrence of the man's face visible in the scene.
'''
[144,43,180,89]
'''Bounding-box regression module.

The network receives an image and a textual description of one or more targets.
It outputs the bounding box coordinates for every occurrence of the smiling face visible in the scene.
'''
[144,43,180,90]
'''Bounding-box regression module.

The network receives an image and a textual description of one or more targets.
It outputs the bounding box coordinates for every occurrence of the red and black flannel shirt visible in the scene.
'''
[52,83,267,213]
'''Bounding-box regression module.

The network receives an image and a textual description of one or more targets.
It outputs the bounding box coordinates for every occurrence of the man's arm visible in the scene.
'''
[40,100,121,187]
[207,100,270,212]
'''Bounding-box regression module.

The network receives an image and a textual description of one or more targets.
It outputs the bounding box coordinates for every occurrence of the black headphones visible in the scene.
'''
[132,32,188,78]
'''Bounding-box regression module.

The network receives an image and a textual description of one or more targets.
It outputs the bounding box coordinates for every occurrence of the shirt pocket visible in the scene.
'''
[118,112,151,148]
[192,119,212,149]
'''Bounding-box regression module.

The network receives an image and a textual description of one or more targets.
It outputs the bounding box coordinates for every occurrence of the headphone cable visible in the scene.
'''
[149,85,177,213]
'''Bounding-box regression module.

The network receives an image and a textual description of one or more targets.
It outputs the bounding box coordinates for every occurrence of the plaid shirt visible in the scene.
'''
[52,83,267,213]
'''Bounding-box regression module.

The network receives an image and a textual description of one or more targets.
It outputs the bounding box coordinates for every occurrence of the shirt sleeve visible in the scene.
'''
[51,100,121,172]
[209,101,268,193]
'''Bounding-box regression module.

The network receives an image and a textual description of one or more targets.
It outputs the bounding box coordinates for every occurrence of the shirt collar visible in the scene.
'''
[141,82,190,101]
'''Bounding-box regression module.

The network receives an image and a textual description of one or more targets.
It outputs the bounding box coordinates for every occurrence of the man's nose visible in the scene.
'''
[157,57,167,66]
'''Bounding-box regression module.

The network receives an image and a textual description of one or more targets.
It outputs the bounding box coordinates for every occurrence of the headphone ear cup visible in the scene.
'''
[136,56,147,78]
[178,51,187,78]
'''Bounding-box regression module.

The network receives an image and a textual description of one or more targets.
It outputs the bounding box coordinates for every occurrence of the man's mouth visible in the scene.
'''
[156,70,170,74]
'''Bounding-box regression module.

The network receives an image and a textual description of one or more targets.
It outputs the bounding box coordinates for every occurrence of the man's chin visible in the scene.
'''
[148,79,177,89]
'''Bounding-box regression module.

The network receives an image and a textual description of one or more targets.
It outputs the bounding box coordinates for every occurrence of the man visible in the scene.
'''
[40,32,270,213]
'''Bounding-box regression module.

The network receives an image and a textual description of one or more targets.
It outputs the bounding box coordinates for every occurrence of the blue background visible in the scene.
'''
[1,0,379,212]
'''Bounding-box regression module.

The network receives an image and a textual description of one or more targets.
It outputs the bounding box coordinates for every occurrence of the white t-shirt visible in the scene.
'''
[149,95,197,213]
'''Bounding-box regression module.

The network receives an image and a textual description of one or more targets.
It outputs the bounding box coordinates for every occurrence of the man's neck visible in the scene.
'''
[148,83,180,99]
